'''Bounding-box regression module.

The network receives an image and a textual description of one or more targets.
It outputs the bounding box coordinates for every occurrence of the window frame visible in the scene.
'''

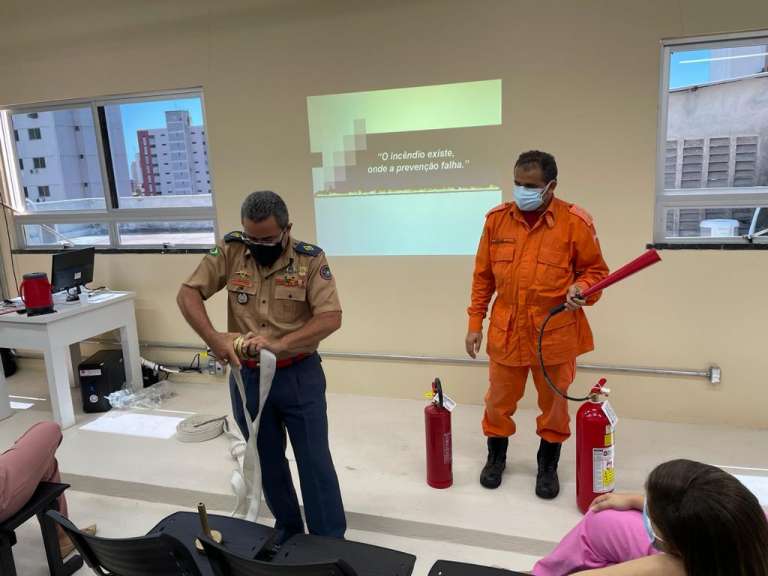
[0,87,218,251]
[655,30,768,246]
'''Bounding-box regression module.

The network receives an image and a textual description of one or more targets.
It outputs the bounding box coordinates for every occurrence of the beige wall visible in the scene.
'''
[1,0,767,427]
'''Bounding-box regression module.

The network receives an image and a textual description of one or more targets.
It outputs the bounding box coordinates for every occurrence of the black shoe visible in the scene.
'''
[480,437,508,489]
[536,439,562,499]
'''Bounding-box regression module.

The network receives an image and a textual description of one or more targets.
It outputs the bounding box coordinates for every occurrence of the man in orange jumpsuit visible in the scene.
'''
[466,150,609,498]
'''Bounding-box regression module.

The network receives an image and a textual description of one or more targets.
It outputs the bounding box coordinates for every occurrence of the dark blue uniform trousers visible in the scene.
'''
[229,353,346,538]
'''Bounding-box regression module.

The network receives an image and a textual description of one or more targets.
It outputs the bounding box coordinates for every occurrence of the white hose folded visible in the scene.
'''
[173,350,276,522]
[231,350,276,521]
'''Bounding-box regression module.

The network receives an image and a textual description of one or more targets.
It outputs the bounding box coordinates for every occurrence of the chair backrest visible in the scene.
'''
[200,536,357,576]
[47,510,203,576]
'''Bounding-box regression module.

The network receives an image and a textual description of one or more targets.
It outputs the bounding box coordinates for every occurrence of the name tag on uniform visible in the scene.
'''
[230,270,253,288]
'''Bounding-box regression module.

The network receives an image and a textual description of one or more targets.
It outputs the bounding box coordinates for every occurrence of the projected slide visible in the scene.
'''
[307,80,503,256]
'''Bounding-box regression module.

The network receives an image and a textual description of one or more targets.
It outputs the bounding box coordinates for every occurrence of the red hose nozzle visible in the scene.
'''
[581,249,661,299]
[550,249,662,315]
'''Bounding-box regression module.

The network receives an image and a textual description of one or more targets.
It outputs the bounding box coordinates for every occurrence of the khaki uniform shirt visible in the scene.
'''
[183,233,341,357]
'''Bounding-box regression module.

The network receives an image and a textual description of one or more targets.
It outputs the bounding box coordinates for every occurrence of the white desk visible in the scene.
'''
[0,291,142,429]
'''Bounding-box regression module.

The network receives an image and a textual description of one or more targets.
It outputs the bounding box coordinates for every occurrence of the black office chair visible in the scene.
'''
[272,533,416,576]
[148,512,279,564]
[0,482,82,576]
[48,510,203,576]
[428,560,528,576]
[201,535,357,576]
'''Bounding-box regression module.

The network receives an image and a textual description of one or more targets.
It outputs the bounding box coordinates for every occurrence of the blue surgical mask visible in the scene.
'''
[514,183,549,212]
[643,499,665,550]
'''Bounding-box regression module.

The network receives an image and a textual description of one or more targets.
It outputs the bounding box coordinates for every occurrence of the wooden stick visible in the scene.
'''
[198,502,212,538]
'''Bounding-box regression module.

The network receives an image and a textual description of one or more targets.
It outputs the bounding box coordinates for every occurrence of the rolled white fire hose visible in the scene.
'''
[176,414,230,443]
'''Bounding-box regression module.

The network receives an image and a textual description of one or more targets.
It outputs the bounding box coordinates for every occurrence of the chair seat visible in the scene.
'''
[273,534,416,576]
[428,560,528,576]
[0,482,69,533]
[149,511,279,574]
[0,483,83,576]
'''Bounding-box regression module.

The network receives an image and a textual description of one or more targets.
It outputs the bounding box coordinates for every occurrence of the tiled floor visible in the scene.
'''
[4,361,768,575]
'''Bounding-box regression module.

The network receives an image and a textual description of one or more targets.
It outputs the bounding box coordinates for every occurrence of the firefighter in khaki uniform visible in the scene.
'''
[466,151,609,498]
[177,190,346,539]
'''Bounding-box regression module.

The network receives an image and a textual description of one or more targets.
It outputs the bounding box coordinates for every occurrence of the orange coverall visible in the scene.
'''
[468,197,609,443]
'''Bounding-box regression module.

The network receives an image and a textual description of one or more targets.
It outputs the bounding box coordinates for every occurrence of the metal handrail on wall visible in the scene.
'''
[90,339,721,385]
[317,351,721,385]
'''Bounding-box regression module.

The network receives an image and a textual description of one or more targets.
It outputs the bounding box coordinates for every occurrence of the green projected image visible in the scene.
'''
[307,80,504,256]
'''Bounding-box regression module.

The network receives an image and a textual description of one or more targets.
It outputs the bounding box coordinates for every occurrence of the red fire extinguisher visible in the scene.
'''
[576,378,617,513]
[425,378,452,489]
[538,250,661,513]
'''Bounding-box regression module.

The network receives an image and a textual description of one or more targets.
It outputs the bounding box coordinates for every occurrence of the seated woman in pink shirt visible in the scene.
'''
[533,459,768,576]
[0,421,96,557]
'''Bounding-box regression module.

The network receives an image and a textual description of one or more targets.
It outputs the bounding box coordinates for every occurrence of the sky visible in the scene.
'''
[114,97,204,160]
[669,46,768,90]
[669,49,711,90]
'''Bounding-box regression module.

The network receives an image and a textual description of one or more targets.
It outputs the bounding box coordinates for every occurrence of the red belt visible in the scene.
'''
[242,353,311,370]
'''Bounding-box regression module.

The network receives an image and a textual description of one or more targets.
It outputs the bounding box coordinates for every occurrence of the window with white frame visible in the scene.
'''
[0,89,217,249]
[656,32,768,245]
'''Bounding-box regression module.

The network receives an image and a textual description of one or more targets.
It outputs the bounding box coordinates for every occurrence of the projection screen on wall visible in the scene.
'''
[307,79,504,256]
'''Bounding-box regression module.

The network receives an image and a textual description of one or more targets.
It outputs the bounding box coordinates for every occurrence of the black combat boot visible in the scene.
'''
[480,437,508,489]
[536,439,562,499]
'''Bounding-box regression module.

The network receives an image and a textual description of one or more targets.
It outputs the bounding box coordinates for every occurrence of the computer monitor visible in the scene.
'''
[51,247,95,301]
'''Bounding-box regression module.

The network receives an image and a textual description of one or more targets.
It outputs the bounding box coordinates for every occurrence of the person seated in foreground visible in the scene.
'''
[0,421,97,557]
[532,459,768,575]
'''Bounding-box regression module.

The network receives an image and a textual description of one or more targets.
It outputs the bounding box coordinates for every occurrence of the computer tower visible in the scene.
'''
[79,349,126,413]
[1,348,17,378]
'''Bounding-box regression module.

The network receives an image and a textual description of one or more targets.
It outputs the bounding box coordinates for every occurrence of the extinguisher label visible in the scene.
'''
[592,446,615,493]
[601,401,618,428]
[443,432,452,464]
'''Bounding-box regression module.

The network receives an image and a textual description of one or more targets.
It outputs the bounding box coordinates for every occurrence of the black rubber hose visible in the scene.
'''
[433,378,444,408]
[538,308,591,402]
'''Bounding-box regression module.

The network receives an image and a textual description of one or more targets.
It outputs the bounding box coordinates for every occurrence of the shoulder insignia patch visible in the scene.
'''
[209,246,221,256]
[319,265,332,280]
[223,230,246,244]
[293,241,323,257]
[485,202,510,218]
[569,204,594,227]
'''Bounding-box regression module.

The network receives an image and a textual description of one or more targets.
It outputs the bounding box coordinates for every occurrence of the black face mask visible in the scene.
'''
[249,241,285,268]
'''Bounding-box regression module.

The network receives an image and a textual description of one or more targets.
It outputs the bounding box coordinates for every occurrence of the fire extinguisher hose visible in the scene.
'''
[536,249,662,402]
[538,309,592,402]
